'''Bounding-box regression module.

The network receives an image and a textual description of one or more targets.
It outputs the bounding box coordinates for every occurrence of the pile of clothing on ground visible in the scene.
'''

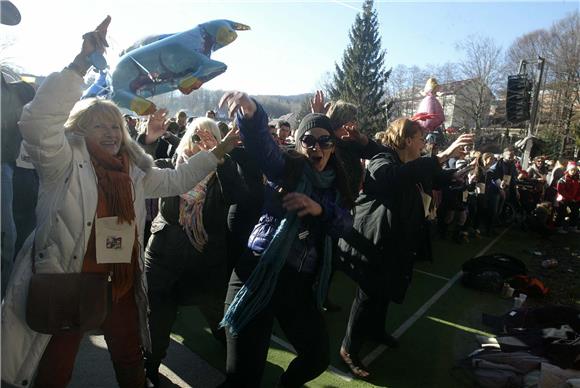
[456,305,580,387]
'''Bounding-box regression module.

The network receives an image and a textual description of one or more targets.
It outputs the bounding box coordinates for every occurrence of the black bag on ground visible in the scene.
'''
[461,253,527,293]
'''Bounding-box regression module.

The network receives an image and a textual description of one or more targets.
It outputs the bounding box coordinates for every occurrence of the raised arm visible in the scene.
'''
[219,91,286,182]
[19,16,110,182]
[364,152,442,197]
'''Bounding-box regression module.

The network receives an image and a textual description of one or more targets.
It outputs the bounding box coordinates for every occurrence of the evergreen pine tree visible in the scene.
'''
[330,0,390,135]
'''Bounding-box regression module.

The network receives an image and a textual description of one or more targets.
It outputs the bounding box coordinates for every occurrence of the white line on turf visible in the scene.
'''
[270,335,353,382]
[362,227,510,367]
[413,269,451,281]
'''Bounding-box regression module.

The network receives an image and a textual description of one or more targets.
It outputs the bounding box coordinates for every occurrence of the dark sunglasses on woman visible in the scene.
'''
[300,134,334,150]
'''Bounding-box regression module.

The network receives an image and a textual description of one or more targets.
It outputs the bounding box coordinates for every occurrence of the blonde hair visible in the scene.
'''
[482,152,495,165]
[63,98,149,168]
[175,117,221,156]
[379,118,423,150]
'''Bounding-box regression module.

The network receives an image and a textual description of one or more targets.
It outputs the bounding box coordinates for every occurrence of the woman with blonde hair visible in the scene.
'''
[1,18,233,388]
[143,117,243,387]
[339,118,472,377]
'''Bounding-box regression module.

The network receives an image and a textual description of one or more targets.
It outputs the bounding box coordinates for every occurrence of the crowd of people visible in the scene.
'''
[1,14,580,388]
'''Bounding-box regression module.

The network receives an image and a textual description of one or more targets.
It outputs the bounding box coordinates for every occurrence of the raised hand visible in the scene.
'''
[195,129,219,151]
[310,90,328,114]
[81,16,110,57]
[282,192,322,217]
[219,91,257,119]
[144,108,170,144]
[337,121,368,145]
[220,128,241,154]
[438,134,474,163]
[70,16,111,76]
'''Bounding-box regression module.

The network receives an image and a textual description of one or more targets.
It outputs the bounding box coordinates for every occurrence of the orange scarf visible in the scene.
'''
[83,139,139,302]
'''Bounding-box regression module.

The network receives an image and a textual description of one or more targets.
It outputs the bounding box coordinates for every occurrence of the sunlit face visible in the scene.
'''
[87,119,123,155]
[299,127,335,172]
[504,150,515,162]
[277,125,291,142]
[484,156,496,168]
[405,131,426,161]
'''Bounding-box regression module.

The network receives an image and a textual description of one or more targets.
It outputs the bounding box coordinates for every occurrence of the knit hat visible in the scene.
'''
[1,1,21,26]
[294,113,334,144]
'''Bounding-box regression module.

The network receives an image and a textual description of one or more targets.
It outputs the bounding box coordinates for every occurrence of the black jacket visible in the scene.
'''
[148,155,245,273]
[339,148,452,303]
[336,139,386,197]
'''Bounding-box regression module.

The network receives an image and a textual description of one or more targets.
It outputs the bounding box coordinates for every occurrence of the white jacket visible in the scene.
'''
[1,68,218,387]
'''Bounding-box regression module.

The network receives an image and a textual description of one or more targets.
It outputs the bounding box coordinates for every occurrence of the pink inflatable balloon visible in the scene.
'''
[416,95,444,132]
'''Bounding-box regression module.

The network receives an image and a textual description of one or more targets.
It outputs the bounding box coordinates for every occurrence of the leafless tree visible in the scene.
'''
[454,35,505,134]
[506,12,579,155]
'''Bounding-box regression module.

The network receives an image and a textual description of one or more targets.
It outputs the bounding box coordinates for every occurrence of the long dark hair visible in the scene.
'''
[284,150,355,210]
[328,150,355,209]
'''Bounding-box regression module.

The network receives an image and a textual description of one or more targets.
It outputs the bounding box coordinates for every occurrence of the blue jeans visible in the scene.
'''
[1,162,16,298]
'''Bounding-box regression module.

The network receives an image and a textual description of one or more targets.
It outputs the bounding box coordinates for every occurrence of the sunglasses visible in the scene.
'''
[300,134,334,150]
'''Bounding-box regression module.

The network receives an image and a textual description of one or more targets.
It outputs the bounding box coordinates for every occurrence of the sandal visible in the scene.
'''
[339,347,370,378]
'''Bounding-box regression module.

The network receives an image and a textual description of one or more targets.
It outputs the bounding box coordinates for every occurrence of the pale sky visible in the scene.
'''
[1,1,577,95]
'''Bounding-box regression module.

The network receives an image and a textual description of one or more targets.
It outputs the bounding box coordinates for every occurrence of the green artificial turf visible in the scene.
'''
[171,227,579,387]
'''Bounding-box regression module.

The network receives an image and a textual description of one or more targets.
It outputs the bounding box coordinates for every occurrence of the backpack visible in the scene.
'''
[461,254,527,293]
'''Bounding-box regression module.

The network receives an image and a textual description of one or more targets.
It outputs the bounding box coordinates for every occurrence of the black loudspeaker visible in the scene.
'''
[506,74,531,123]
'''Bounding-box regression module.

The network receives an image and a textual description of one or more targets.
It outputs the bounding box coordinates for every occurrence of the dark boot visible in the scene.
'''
[144,359,160,388]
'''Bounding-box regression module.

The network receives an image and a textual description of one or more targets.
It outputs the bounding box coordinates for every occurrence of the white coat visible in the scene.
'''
[1,69,218,387]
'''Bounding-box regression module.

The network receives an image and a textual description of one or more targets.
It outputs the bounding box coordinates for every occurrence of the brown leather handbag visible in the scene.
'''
[26,245,111,335]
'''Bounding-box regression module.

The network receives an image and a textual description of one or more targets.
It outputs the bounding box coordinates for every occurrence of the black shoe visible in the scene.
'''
[144,361,160,388]
[372,333,399,348]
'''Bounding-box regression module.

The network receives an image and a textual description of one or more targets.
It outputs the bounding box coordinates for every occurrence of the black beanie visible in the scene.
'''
[295,113,334,144]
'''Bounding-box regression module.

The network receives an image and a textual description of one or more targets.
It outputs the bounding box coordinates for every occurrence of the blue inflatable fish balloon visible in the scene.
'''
[83,19,250,115]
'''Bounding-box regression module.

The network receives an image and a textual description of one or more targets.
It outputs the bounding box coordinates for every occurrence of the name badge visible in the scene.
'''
[503,175,512,185]
[476,183,486,194]
[95,217,134,264]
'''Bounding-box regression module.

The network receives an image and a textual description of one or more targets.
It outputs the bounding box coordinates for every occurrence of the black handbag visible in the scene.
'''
[25,244,111,334]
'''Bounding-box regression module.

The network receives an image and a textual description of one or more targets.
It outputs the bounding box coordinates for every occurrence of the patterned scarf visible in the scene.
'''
[176,152,214,252]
